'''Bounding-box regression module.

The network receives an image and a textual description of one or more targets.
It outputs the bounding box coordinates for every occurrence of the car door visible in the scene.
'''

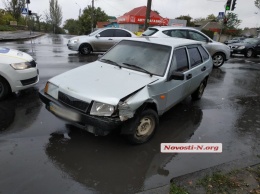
[187,30,213,53]
[255,40,260,55]
[165,47,192,110]
[186,45,207,93]
[113,29,132,44]
[92,29,116,51]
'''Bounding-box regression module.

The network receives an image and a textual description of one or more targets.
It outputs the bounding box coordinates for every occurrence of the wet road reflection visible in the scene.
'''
[45,104,202,194]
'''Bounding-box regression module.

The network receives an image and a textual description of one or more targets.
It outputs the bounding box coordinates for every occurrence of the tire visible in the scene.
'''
[79,43,92,55]
[191,80,207,100]
[212,53,225,68]
[245,49,253,58]
[126,109,159,144]
[0,77,10,101]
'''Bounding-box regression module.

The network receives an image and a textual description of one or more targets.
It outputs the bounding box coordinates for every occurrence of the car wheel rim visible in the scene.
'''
[247,50,252,57]
[0,82,3,96]
[198,83,205,98]
[213,55,223,66]
[136,117,154,137]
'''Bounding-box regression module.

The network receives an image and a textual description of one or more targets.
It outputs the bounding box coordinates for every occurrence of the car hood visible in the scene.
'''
[0,47,33,64]
[49,61,159,105]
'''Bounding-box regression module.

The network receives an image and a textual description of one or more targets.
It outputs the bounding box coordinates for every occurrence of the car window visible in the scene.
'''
[99,29,115,37]
[115,29,132,37]
[142,28,158,36]
[101,40,171,76]
[198,46,209,61]
[188,47,203,67]
[164,30,187,38]
[188,31,207,42]
[171,48,189,72]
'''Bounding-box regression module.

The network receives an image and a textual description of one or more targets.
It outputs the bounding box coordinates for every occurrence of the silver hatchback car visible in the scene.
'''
[40,37,213,144]
[67,28,137,55]
[142,26,230,68]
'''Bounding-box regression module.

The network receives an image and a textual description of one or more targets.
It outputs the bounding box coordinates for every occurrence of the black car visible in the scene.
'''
[229,38,260,58]
[224,37,246,45]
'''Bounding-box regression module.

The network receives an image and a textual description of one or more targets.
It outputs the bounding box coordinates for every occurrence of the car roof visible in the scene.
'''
[121,37,202,49]
[148,26,200,31]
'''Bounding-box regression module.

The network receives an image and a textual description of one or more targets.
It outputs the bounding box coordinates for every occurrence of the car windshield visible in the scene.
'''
[142,28,158,36]
[242,38,259,44]
[100,40,171,76]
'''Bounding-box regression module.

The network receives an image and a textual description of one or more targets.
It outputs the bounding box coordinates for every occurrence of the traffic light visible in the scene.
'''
[28,10,32,15]
[226,0,232,10]
[26,0,30,3]
[231,0,237,11]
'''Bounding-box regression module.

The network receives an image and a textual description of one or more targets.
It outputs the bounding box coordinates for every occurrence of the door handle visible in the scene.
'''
[201,66,206,71]
[186,74,192,80]
[108,39,113,40]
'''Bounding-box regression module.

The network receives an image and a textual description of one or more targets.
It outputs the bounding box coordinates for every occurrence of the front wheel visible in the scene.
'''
[0,77,10,101]
[79,44,92,55]
[245,49,253,58]
[126,109,159,144]
[191,80,206,100]
[212,53,225,68]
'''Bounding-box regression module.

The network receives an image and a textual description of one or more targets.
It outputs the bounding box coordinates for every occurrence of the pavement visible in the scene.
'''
[0,30,44,41]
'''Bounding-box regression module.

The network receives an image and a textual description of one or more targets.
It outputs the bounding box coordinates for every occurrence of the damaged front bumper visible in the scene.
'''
[39,90,122,136]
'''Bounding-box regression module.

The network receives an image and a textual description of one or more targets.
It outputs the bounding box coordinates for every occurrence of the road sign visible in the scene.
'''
[218,12,225,19]
[21,8,28,14]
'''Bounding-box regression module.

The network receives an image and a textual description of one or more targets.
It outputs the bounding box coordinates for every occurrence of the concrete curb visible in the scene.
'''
[0,33,45,42]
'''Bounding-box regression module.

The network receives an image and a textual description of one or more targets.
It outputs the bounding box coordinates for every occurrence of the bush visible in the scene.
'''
[0,25,15,31]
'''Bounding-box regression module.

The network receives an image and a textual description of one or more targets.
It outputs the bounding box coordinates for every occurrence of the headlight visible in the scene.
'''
[44,82,59,99]
[10,62,32,70]
[69,39,79,44]
[238,46,245,49]
[90,101,115,116]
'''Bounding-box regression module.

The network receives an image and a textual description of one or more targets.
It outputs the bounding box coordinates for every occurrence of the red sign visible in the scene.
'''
[117,15,169,26]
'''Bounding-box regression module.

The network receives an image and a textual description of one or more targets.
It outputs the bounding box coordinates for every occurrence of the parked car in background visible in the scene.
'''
[229,38,260,58]
[224,37,246,45]
[142,26,230,68]
[0,47,39,100]
[40,37,213,144]
[67,28,137,55]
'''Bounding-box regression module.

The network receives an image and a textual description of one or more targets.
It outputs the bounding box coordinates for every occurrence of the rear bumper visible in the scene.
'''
[39,90,122,135]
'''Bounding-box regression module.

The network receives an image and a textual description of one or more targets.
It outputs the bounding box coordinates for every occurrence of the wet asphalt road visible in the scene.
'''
[0,34,260,194]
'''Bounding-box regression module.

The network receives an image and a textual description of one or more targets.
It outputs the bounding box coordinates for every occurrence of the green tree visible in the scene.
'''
[255,0,260,9]
[206,14,217,21]
[63,19,80,35]
[0,12,15,25]
[47,0,62,34]
[175,15,195,27]
[2,0,25,22]
[78,6,108,34]
[225,12,241,29]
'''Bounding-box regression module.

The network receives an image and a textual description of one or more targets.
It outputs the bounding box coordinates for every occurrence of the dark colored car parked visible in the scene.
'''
[224,37,246,45]
[229,38,260,58]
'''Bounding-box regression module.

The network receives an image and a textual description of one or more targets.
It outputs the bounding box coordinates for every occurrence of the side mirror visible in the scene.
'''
[96,34,100,38]
[169,71,184,80]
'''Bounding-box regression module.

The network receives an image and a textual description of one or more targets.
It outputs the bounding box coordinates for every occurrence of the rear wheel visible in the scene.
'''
[212,53,225,68]
[0,77,10,101]
[79,44,92,55]
[126,109,158,144]
[245,49,253,58]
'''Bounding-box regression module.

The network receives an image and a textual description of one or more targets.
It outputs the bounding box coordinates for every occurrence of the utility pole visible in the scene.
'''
[91,0,94,32]
[144,0,152,30]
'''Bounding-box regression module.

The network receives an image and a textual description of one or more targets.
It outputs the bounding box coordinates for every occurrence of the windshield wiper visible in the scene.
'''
[122,62,153,76]
[100,59,122,68]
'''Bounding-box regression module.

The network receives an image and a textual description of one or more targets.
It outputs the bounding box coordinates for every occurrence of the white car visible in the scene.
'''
[142,26,230,68]
[67,28,137,55]
[0,47,39,100]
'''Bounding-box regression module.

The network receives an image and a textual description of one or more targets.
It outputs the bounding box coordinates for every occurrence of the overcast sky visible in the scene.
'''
[0,0,259,28]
